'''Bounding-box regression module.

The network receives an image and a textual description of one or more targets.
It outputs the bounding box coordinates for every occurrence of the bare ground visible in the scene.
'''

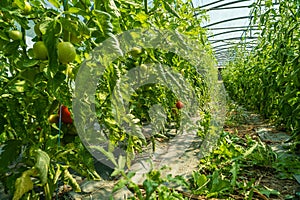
[224,107,300,200]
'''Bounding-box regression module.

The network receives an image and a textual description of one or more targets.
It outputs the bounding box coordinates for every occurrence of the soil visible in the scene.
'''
[224,107,300,200]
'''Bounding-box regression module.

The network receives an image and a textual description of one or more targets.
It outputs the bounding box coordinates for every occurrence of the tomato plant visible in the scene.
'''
[0,0,214,199]
[222,0,300,145]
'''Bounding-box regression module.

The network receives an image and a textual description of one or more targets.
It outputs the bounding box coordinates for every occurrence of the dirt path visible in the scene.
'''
[224,105,300,200]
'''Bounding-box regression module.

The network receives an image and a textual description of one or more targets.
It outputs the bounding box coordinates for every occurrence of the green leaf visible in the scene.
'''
[44,19,61,73]
[23,59,39,68]
[120,0,140,7]
[3,41,20,56]
[210,171,230,193]
[77,20,90,37]
[0,140,22,171]
[92,10,113,36]
[0,32,10,41]
[230,162,238,186]
[13,0,25,9]
[143,179,159,198]
[64,168,81,192]
[59,18,78,33]
[113,178,128,192]
[243,142,258,157]
[111,169,121,177]
[135,13,148,23]
[163,2,181,19]
[117,155,126,170]
[67,7,81,14]
[34,149,50,185]
[90,145,118,167]
[107,0,121,17]
[53,163,63,185]
[13,169,35,200]
[20,67,40,83]
[259,186,280,197]
[47,71,66,92]
[192,172,208,189]
[48,0,60,8]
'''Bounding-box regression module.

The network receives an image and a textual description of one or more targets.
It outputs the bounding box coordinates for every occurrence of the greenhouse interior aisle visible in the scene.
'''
[0,0,299,199]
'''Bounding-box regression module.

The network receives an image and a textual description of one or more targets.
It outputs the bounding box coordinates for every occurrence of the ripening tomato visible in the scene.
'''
[48,114,59,124]
[58,105,73,124]
[176,101,184,109]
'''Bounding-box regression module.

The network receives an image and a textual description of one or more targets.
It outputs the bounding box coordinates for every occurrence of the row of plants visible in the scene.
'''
[113,129,299,199]
[0,0,216,199]
[108,102,300,199]
[222,0,300,145]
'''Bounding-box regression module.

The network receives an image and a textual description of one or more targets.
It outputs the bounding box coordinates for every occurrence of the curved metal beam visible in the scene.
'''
[213,40,257,49]
[197,0,251,10]
[208,28,259,38]
[197,0,224,9]
[214,45,254,53]
[208,25,259,30]
[206,5,251,10]
[209,36,258,44]
[203,16,252,28]
[213,43,239,49]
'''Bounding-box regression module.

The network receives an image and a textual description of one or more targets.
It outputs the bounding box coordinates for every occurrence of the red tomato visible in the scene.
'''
[176,101,184,109]
[58,105,73,124]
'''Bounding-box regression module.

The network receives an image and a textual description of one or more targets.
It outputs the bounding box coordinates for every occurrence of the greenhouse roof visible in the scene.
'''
[195,0,260,67]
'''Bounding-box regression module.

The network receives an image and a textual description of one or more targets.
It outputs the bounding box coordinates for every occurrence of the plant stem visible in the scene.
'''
[144,0,148,13]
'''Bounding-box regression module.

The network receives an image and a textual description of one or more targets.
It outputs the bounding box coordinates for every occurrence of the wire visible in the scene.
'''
[56,105,62,200]
[58,105,62,147]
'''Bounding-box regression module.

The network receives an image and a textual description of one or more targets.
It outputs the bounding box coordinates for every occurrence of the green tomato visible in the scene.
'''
[140,64,148,72]
[57,42,76,64]
[8,30,22,40]
[23,1,32,15]
[33,41,48,60]
[130,47,143,57]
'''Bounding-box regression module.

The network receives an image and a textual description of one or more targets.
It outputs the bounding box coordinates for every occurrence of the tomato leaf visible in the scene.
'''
[13,169,35,200]
[34,149,50,185]
[0,32,10,41]
[67,7,82,14]
[47,71,66,92]
[48,0,61,8]
[0,140,22,171]
[106,0,121,17]
[59,18,78,33]
[64,168,81,192]
[44,19,61,73]
[163,2,181,19]
[23,59,39,68]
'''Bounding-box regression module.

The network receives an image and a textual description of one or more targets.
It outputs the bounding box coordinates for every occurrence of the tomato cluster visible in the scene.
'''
[48,105,73,124]
[32,41,76,64]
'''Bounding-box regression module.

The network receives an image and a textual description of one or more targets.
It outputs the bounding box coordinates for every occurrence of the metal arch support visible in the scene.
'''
[203,16,253,28]
[208,28,259,38]
[197,0,252,10]
[208,25,259,30]
[209,36,258,44]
